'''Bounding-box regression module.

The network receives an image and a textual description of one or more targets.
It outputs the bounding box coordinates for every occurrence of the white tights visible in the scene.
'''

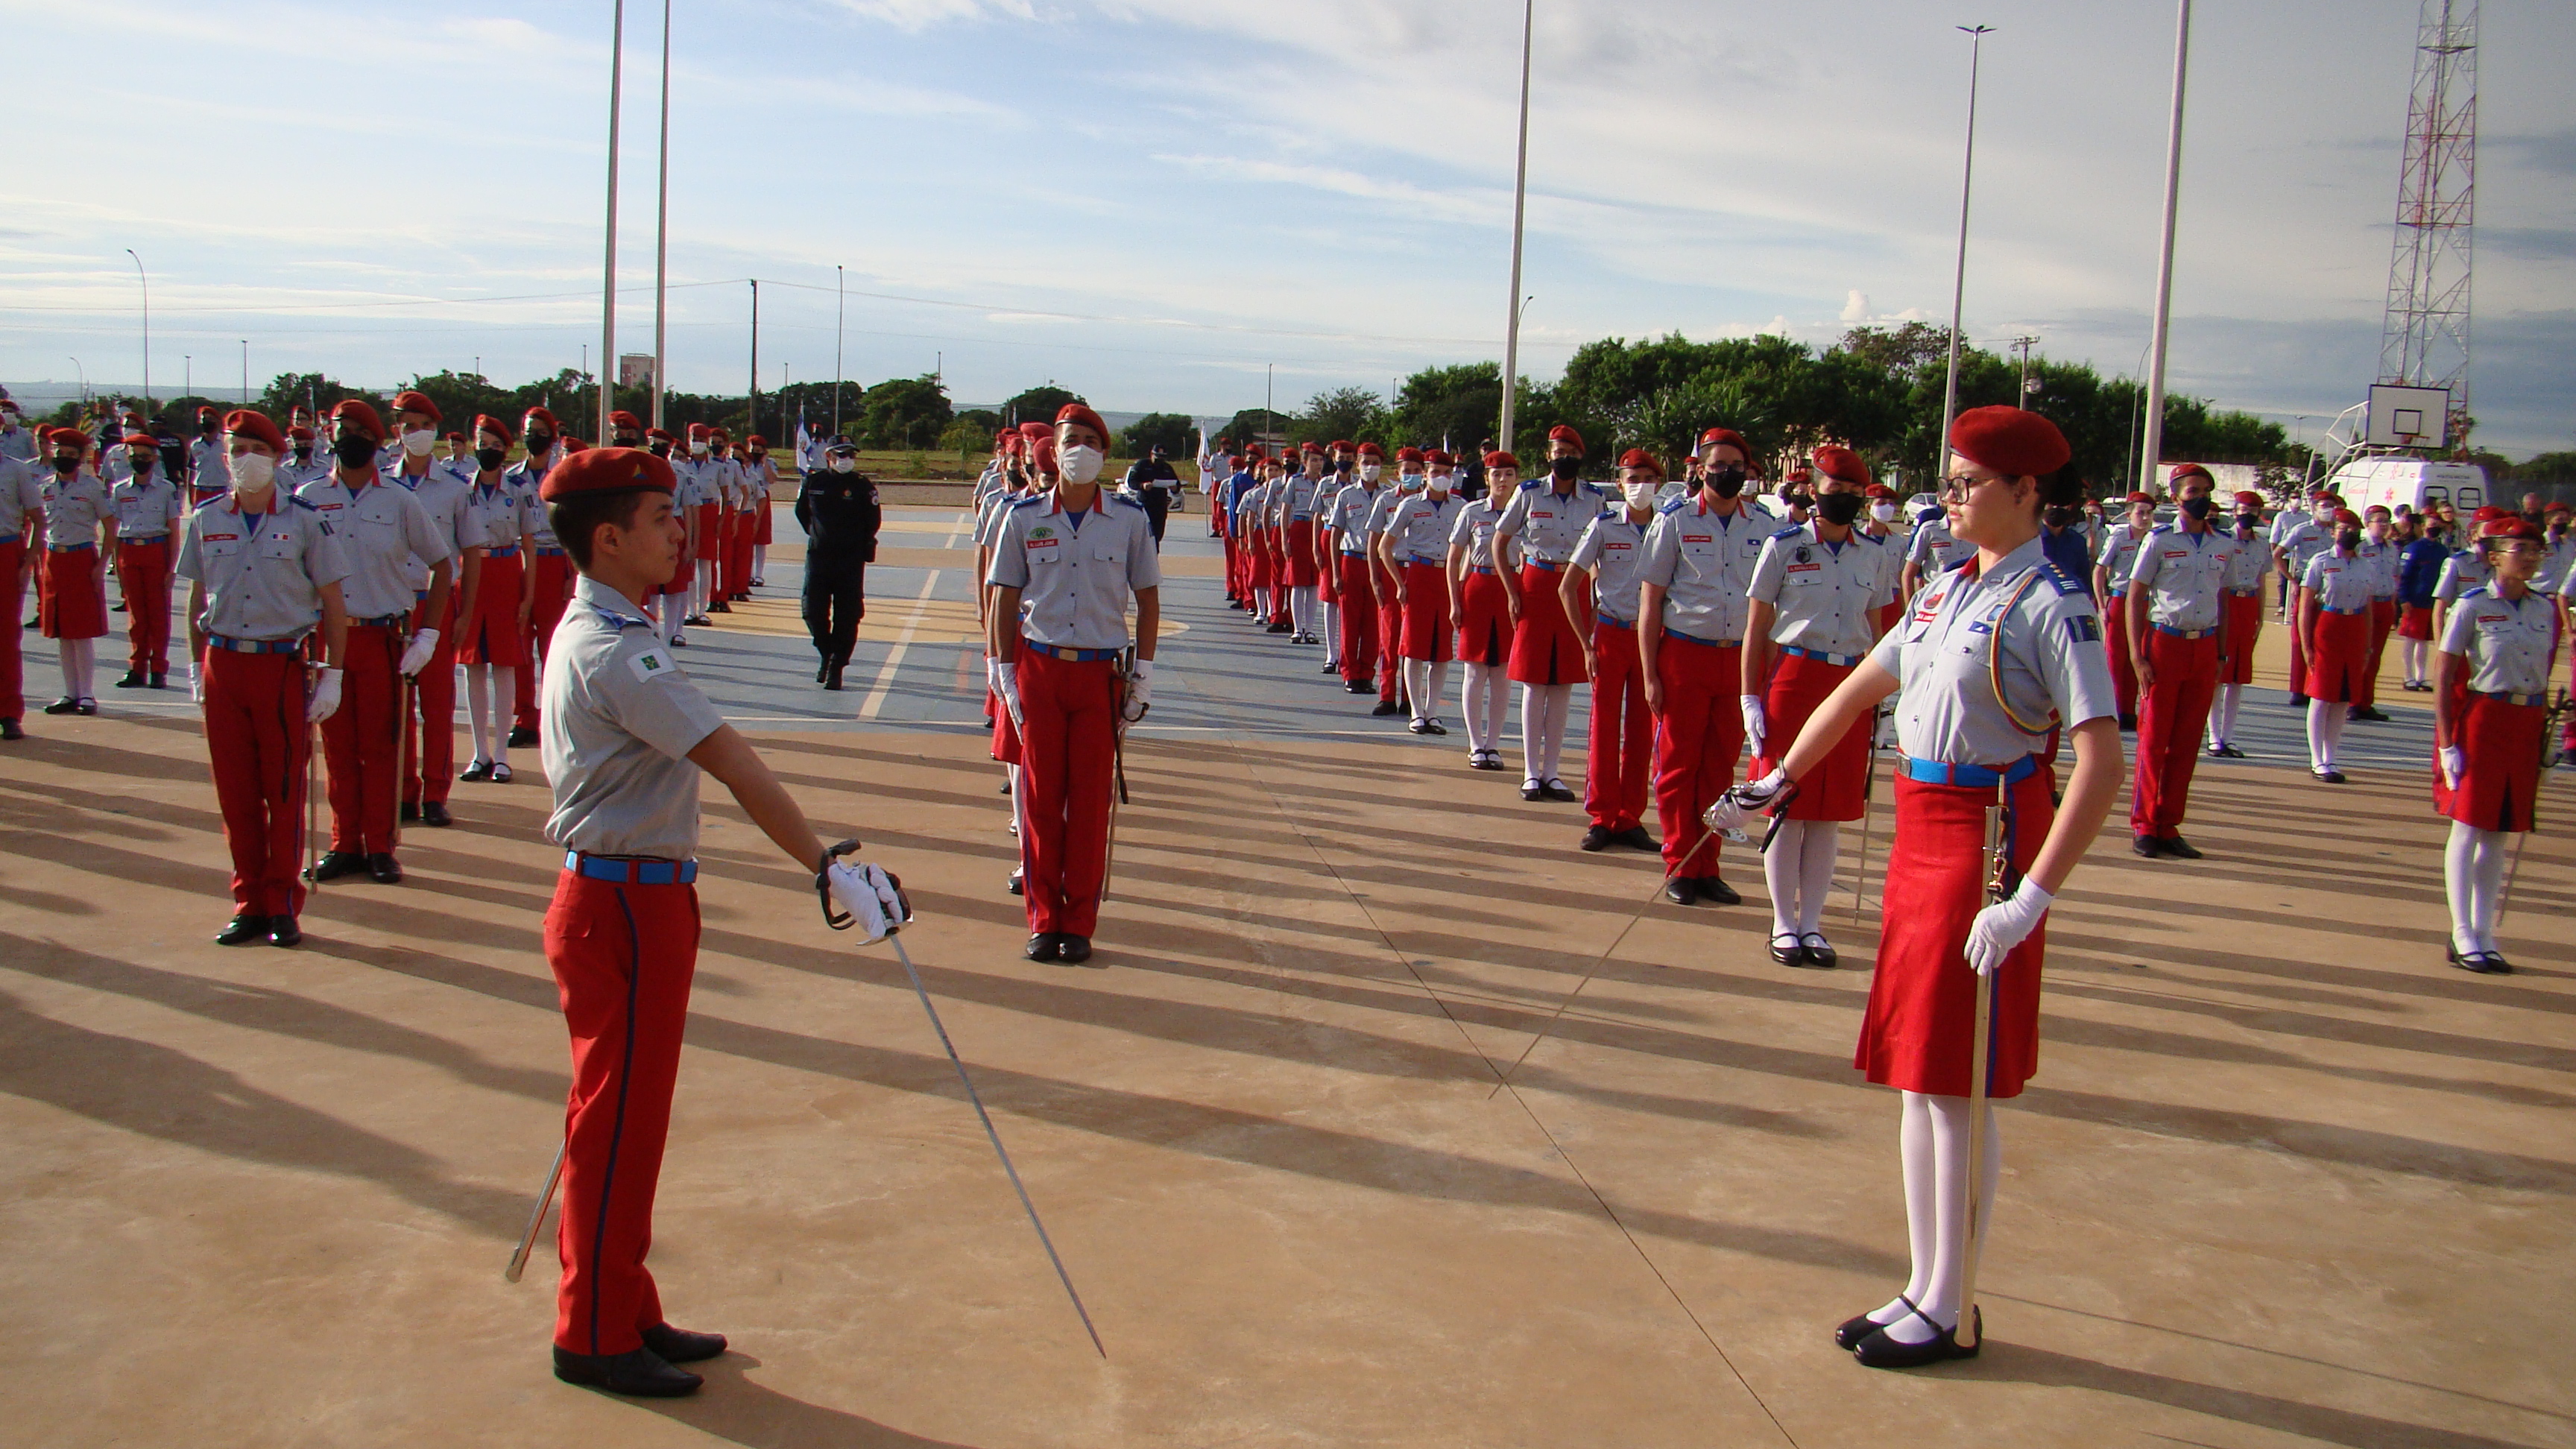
[56,637,95,703]
[464,664,516,765]
[753,545,767,582]
[1519,682,1573,784]
[2445,821,2510,955]
[2305,698,2347,771]
[1319,597,1340,663]
[1862,1090,2001,1343]
[2402,637,2428,685]
[695,559,718,615]
[1461,661,1510,751]
[1289,585,1318,637]
[1763,819,1843,939]
[1404,659,1451,726]
[2205,683,2244,750]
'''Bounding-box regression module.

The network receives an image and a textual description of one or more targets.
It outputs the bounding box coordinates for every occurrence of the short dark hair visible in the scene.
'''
[551,490,656,571]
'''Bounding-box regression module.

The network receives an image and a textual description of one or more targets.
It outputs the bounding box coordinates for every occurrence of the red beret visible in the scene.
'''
[120,432,157,449]
[473,414,515,443]
[1424,449,1454,466]
[2472,505,2504,523]
[1328,439,1356,453]
[1017,421,1053,446]
[1030,437,1058,476]
[609,410,644,432]
[1699,426,1750,458]
[2124,491,2155,505]
[287,425,316,443]
[1617,448,1664,476]
[708,427,729,443]
[1300,440,1326,456]
[2319,494,2346,511]
[2331,508,2361,527]
[1788,469,1813,483]
[45,426,87,449]
[390,390,440,422]
[1395,446,1424,464]
[1357,442,1385,458]
[562,438,589,453]
[2168,462,2213,486]
[1865,484,1897,500]
[329,398,386,441]
[1811,445,1872,486]
[1225,454,1244,467]
[686,423,712,441]
[443,432,464,445]
[537,445,674,502]
[2482,516,2542,541]
[645,427,673,442]
[1055,403,1111,447]
[1484,450,1520,471]
[523,406,561,433]
[2544,501,2573,515]
[1547,424,1585,453]
[222,409,288,452]
[745,434,768,449]
[196,405,218,420]
[2232,490,2263,506]
[1948,405,2071,479]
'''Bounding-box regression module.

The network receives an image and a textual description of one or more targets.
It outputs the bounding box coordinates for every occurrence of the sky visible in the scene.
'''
[3,0,2571,455]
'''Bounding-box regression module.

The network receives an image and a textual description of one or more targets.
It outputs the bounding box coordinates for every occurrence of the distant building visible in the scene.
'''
[618,353,656,390]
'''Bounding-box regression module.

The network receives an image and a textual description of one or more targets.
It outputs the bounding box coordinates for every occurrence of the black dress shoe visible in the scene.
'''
[640,1322,727,1364]
[307,850,367,883]
[1421,719,1448,736]
[0,719,22,742]
[508,725,539,748]
[1409,719,1433,735]
[1266,621,1292,634]
[215,914,271,947]
[710,600,731,613]
[2212,742,2247,758]
[2312,768,2346,784]
[2288,692,2308,707]
[113,670,146,689]
[2350,705,2392,722]
[1769,933,1803,966]
[1322,660,1341,674]
[1614,825,1658,852]
[1055,935,1093,964]
[824,663,845,691]
[1837,1297,1916,1351]
[367,853,403,884]
[552,1345,701,1398]
[400,802,422,824]
[1852,1307,1980,1368]
[1026,932,1061,962]
[2133,834,2163,858]
[1007,869,1023,896]
[1371,700,1404,717]
[150,672,167,689]
[2159,835,2202,859]
[1698,876,1742,906]
[1799,932,1838,969]
[1663,877,1699,906]
[816,660,830,684]
[268,916,303,947]
[2448,945,2510,975]
[1541,780,1577,802]
[490,762,515,783]
[421,801,453,827]
[1579,824,1614,851]
[459,760,493,782]
[1345,680,1374,694]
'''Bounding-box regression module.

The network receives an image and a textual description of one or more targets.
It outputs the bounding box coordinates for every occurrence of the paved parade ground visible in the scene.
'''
[2,502,2570,1448]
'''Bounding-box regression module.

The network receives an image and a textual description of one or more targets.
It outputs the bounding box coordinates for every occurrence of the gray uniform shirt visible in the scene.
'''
[1907,514,1971,583]
[2096,523,2153,591]
[2440,585,2561,698]
[463,476,524,551]
[541,575,728,862]
[511,459,563,549]
[1383,493,1464,564]
[1450,494,1513,567]
[2355,538,2402,600]
[175,495,351,642]
[39,472,113,547]
[0,457,41,537]
[2434,549,2491,603]
[294,475,450,619]
[2301,549,2377,613]
[112,471,183,540]
[186,435,229,494]
[1568,509,1653,625]
[393,464,484,572]
[1497,481,1608,566]
[985,491,1161,651]
[1748,525,1890,657]
[1273,474,1324,525]
[2282,520,2334,583]
[1872,534,2118,768]
[2221,528,2271,592]
[2125,525,2238,631]
[1365,484,1415,543]
[1325,483,1386,552]
[1638,497,1769,643]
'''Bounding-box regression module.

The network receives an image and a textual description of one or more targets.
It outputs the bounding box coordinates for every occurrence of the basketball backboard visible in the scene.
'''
[2364,384,2451,449]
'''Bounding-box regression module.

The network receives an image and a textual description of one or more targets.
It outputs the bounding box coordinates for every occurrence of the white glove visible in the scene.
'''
[306,667,344,724]
[2441,745,2466,790]
[398,627,440,677]
[990,659,1024,731]
[1121,657,1153,724]
[1740,693,1768,755]
[1703,767,1789,836]
[826,861,911,944]
[189,663,204,705]
[1966,877,2054,977]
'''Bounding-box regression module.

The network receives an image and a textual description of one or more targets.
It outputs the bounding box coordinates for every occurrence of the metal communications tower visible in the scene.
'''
[2377,0,2478,438]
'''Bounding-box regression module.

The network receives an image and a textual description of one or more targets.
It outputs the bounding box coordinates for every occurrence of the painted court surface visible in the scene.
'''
[0,503,2567,1447]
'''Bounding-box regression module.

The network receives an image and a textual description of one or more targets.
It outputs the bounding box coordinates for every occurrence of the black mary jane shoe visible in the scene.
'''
[1421,719,1448,736]
[1852,1305,1981,1369]
[41,696,80,716]
[1663,877,1699,907]
[1579,824,1615,853]
[2159,835,2203,860]
[367,853,403,885]
[421,802,453,827]
[552,1345,701,1398]
[2212,742,2247,758]
[306,850,367,883]
[459,760,493,783]
[1055,935,1093,965]
[1836,1296,1917,1351]
[1799,932,1838,969]
[2311,768,2346,785]
[268,916,303,947]
[2448,945,2510,975]
[1409,719,1434,736]
[1521,783,1545,801]
[640,1322,727,1364]
[490,762,515,784]
[1541,780,1578,803]
[1026,932,1061,962]
[1698,877,1742,906]
[1768,933,1804,966]
[215,914,271,947]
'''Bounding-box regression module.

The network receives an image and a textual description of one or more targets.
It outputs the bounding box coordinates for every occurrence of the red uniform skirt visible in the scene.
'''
[1400,563,1453,661]
[1456,570,1510,666]
[1248,527,1276,590]
[2436,694,2544,833]
[1286,520,1320,587]
[693,503,719,566]
[458,552,528,666]
[2304,610,2370,702]
[1755,651,1869,821]
[755,500,774,546]
[2397,603,2434,642]
[2220,591,2262,686]
[1857,766,2054,1099]
[1506,563,1583,686]
[40,546,107,640]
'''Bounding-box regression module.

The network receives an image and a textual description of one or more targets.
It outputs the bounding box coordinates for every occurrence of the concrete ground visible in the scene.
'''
[1,504,2569,1448]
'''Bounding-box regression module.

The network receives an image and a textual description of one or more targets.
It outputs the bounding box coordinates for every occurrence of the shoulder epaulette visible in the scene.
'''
[2150,523,2175,536]
[1658,497,1688,515]
[1596,507,1618,520]
[1769,525,1805,542]
[2039,561,2088,596]
[290,496,319,512]
[1008,493,1046,511]
[1108,493,1145,511]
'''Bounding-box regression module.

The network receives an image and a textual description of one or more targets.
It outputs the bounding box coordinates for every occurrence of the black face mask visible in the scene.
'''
[1783,492,1814,511]
[128,452,156,474]
[1707,466,1746,499]
[334,435,380,467]
[51,454,80,474]
[748,450,765,462]
[475,447,506,471]
[2044,505,2080,528]
[613,433,640,448]
[2179,495,2214,520]
[524,433,554,456]
[2336,529,2362,551]
[291,446,313,464]
[1816,491,1866,526]
[647,441,670,458]
[1549,456,1580,482]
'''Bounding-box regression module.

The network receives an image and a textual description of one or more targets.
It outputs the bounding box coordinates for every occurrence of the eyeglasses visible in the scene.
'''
[1937,473,2007,502]
[2490,542,2543,558]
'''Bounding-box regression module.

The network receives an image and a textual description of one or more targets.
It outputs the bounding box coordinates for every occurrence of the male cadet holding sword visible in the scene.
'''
[387,391,485,827]
[528,443,910,1398]
[986,405,1160,965]
[2123,462,2237,859]
[296,400,453,885]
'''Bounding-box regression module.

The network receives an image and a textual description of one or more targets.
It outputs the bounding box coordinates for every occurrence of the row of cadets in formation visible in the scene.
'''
[657,420,779,645]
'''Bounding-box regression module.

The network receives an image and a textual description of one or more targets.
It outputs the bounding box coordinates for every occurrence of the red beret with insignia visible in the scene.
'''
[609,410,644,432]
[2482,515,2542,541]
[329,398,386,441]
[1054,404,1111,448]
[391,390,440,423]
[223,410,288,452]
[2168,462,2213,486]
[1811,444,1871,486]
[1547,424,1584,453]
[538,445,672,502]
[523,406,561,433]
[473,414,515,444]
[1948,405,2071,479]
[1698,426,1750,459]
[1617,447,1664,476]
[1424,449,1453,466]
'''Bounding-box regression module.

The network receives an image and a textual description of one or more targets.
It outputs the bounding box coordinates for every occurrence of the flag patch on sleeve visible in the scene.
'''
[2066,615,2102,644]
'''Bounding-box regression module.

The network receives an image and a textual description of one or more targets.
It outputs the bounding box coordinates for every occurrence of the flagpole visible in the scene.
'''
[651,0,672,429]
[1497,0,1534,457]
[600,0,627,443]
[2138,0,2193,493]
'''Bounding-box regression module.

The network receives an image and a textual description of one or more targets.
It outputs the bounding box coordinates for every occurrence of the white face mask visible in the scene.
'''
[689,441,710,456]
[1623,481,1658,509]
[1870,501,1898,522]
[1058,444,1106,485]
[229,451,277,490]
[1360,464,1381,483]
[1427,473,1453,494]
[400,429,436,457]
[1399,472,1425,491]
[830,456,856,474]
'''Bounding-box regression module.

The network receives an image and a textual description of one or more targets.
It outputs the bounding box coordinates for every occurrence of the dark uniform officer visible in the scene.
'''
[794,441,882,689]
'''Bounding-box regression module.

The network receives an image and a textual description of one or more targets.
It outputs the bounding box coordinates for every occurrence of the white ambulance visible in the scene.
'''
[2324,455,2491,515]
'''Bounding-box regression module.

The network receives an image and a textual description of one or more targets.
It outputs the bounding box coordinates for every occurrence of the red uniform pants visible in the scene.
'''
[1651,633,1746,876]
[1374,566,1405,701]
[2130,629,2218,838]
[520,552,575,728]
[2360,600,2397,708]
[201,647,313,918]
[116,537,174,673]
[1584,617,1651,832]
[1017,650,1118,938]
[1336,554,1379,686]
[321,624,405,855]
[0,539,25,719]
[2105,606,2137,719]
[402,593,459,806]
[546,867,700,1357]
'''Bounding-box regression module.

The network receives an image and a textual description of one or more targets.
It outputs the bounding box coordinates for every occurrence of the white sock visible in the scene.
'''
[1798,820,1840,936]
[2207,684,2241,748]
[1406,660,1433,723]
[1538,683,1573,780]
[2446,820,2483,955]
[60,638,94,701]
[2306,698,2346,770]
[753,546,766,579]
[1465,662,1506,753]
[698,561,716,612]
[2402,638,2427,684]
[1881,1090,2001,1343]
[1764,818,1808,938]
[2470,826,2508,954]
[1256,587,1273,618]
[465,663,493,760]
[1866,1091,1942,1330]
[490,667,515,765]
[1319,598,1339,660]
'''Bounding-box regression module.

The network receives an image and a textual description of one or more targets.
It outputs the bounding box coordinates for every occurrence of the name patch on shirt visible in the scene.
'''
[630,649,676,682]
[1682,534,1712,545]
[1026,525,1060,553]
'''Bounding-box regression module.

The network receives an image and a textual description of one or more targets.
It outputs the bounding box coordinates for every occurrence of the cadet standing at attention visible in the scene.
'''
[795,439,883,691]
[2432,515,2560,974]
[2205,490,2270,758]
[109,429,184,689]
[2122,463,2235,857]
[0,440,42,738]
[1496,424,1603,801]
[37,427,116,716]
[386,391,484,828]
[1561,449,1665,853]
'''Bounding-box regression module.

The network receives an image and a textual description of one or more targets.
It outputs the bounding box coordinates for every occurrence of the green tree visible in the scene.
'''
[1000,384,1085,429]
[1119,411,1195,458]
[405,370,517,437]
[258,373,384,426]
[1222,408,1288,449]
[1293,387,1387,447]
[858,375,952,449]
[1837,322,1952,373]
[1394,363,1505,454]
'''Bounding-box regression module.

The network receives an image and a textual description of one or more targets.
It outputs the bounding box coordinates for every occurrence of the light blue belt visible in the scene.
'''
[1899,754,2038,788]
[1782,644,1862,666]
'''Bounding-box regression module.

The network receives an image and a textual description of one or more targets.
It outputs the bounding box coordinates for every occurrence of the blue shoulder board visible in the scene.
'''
[290,496,319,512]
[1769,525,1805,542]
[2460,584,2493,602]
[1658,497,1688,515]
[2150,523,2175,536]
[1108,492,1145,511]
[1597,507,1618,520]
[2039,561,2088,596]
[1008,493,1046,511]
[1943,554,1975,574]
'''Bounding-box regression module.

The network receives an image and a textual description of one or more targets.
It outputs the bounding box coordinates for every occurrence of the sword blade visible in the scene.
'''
[503,1138,568,1283]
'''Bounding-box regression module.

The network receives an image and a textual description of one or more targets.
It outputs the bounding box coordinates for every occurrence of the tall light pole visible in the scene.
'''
[1496,0,1535,456]
[748,280,760,438]
[240,340,249,405]
[184,356,191,402]
[651,0,672,429]
[2138,0,2194,493]
[835,264,846,435]
[124,249,150,414]
[1935,25,1995,482]
[69,357,86,407]
[599,0,628,443]
[2010,334,2040,409]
